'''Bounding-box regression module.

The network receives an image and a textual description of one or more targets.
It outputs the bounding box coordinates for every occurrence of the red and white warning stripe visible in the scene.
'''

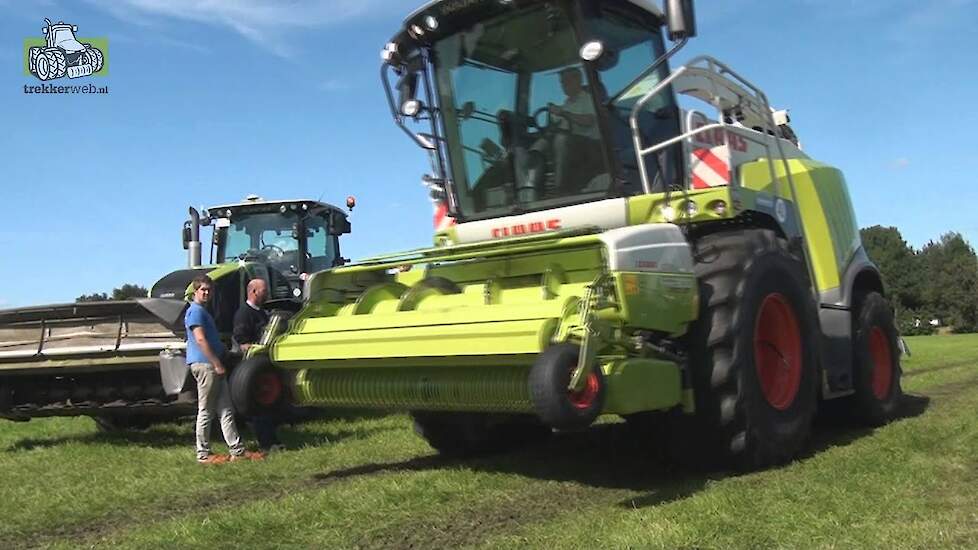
[433,201,455,231]
[690,144,731,189]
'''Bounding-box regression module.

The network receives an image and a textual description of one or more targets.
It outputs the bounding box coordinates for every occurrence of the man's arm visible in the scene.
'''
[232,308,252,352]
[192,326,225,375]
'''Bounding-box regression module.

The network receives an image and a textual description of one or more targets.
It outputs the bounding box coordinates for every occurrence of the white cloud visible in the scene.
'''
[890,158,911,170]
[318,78,353,92]
[82,0,417,57]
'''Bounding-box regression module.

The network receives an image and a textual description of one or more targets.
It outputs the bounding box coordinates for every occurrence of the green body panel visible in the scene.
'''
[613,272,698,335]
[739,159,860,293]
[603,358,682,415]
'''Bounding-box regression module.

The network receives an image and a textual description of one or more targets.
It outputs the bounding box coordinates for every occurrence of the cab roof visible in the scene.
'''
[406,0,664,22]
[205,198,343,216]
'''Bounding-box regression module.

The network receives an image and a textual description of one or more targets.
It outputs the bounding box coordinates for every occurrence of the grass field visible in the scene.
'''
[1,334,977,549]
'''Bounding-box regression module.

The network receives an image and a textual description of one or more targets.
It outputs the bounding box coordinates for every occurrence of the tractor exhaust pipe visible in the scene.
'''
[184,207,202,268]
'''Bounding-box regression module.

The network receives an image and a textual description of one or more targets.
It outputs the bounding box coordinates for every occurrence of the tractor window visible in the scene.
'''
[434,2,612,222]
[584,5,681,193]
[304,217,337,273]
[223,212,299,268]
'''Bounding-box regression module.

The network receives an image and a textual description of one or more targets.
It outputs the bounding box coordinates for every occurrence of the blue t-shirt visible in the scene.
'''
[185,302,225,365]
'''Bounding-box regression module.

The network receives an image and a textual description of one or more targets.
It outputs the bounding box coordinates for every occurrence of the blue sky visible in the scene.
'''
[1,0,976,308]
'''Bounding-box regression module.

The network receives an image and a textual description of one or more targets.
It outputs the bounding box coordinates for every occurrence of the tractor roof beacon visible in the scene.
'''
[232,0,901,470]
[0,197,352,429]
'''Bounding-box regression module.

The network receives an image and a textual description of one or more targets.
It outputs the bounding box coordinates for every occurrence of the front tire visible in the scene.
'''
[682,229,819,470]
[847,292,903,425]
[229,356,287,418]
[529,343,606,431]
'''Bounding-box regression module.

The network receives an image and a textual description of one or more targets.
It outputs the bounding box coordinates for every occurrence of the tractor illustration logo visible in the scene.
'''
[27,19,105,81]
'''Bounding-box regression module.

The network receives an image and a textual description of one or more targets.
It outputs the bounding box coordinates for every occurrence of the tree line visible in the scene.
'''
[861,226,978,335]
[76,283,148,303]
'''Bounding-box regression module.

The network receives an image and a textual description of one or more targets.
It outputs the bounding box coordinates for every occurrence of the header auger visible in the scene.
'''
[250,0,896,470]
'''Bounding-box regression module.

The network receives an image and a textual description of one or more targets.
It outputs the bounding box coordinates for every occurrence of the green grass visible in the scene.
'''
[2,334,977,549]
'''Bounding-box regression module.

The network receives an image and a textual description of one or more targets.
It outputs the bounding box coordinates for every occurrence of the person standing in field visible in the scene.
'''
[185,274,262,464]
[232,278,286,453]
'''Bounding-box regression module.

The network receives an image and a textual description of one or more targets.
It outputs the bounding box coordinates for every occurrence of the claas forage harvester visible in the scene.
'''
[232,0,902,470]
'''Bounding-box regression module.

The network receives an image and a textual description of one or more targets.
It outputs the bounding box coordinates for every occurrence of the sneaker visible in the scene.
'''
[263,443,287,454]
[230,450,266,462]
[198,454,230,465]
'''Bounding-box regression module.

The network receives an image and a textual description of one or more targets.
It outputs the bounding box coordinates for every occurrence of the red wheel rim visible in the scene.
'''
[868,327,893,400]
[254,372,283,406]
[753,293,803,410]
[569,371,600,410]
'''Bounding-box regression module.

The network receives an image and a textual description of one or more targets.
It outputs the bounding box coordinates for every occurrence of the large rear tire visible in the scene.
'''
[846,291,903,425]
[411,411,550,458]
[680,229,819,470]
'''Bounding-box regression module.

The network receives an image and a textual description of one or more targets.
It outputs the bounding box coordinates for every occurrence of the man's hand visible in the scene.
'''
[214,362,226,376]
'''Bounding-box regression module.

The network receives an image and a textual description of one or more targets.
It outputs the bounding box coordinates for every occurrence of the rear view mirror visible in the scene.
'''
[182,223,191,250]
[664,0,697,41]
[329,213,352,236]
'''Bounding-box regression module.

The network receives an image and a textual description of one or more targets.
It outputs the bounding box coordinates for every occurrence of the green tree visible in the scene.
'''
[111,284,149,300]
[75,284,148,303]
[860,226,923,311]
[75,292,109,303]
[919,233,978,333]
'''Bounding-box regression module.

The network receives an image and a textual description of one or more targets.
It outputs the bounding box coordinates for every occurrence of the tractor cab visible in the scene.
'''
[383,0,686,224]
[178,196,352,304]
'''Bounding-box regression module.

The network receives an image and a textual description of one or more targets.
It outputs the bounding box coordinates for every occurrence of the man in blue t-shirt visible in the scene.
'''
[185,274,262,464]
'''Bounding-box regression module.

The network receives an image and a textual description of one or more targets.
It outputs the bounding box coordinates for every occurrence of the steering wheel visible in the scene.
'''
[531,106,553,131]
[260,244,286,260]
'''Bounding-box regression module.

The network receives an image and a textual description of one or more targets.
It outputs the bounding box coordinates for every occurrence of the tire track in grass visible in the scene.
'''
[903,358,976,379]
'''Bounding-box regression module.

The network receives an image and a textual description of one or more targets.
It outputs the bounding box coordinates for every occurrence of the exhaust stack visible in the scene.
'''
[186,207,202,268]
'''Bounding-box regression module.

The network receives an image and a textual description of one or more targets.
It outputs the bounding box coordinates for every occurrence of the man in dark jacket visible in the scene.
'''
[232,278,285,452]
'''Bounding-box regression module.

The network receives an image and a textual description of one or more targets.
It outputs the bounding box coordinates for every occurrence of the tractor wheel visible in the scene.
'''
[844,291,903,425]
[33,52,51,80]
[28,47,41,74]
[43,49,67,79]
[229,355,287,418]
[680,229,818,471]
[529,342,606,431]
[83,45,104,73]
[411,411,550,458]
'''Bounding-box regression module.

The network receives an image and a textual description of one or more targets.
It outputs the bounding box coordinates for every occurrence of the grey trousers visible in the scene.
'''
[191,362,244,460]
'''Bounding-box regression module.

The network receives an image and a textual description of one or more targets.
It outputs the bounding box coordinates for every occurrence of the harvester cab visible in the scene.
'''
[234,0,900,470]
[0,196,352,427]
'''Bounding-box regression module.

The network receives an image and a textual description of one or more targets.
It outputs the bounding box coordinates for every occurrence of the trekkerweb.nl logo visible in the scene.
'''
[23,18,109,95]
